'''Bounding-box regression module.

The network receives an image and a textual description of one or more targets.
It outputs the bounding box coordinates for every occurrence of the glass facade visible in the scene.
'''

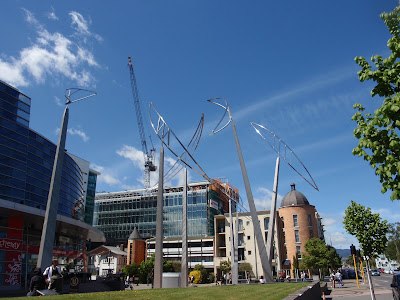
[0,81,86,220]
[94,181,235,244]
[84,171,98,225]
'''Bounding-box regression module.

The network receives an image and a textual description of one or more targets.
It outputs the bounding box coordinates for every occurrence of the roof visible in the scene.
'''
[128,227,142,240]
[88,245,127,256]
[280,183,310,207]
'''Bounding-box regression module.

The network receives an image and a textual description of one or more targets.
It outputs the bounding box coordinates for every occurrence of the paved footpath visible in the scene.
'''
[323,279,392,300]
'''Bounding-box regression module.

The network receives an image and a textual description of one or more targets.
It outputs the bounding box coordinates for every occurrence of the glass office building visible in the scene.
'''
[94,180,238,245]
[0,80,104,289]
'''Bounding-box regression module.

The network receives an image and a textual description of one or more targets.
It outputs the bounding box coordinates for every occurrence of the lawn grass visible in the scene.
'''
[3,282,310,300]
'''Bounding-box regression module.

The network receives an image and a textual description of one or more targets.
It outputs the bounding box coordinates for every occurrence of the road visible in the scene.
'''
[325,273,394,299]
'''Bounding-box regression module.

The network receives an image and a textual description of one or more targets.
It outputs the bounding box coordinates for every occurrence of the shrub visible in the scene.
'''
[189,270,202,284]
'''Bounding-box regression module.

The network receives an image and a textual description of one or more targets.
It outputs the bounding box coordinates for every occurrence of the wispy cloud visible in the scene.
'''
[54,96,63,107]
[55,127,89,142]
[233,67,356,122]
[0,8,99,88]
[253,187,283,211]
[47,7,58,21]
[69,11,103,42]
[90,163,121,186]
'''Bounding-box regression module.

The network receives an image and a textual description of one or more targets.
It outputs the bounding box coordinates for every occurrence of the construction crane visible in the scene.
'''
[128,56,157,190]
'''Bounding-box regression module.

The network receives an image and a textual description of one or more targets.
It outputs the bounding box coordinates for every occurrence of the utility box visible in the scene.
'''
[162,272,181,288]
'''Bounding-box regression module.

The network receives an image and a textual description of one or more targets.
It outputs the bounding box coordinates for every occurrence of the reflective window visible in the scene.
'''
[264,218,269,230]
[293,215,298,227]
[295,230,300,243]
[307,214,312,226]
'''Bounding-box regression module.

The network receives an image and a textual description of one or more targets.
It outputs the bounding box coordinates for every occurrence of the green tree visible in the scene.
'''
[343,200,388,257]
[122,263,140,277]
[385,222,400,262]
[326,245,342,270]
[302,238,329,270]
[345,255,355,266]
[352,5,400,200]
[238,262,252,273]
[194,264,208,283]
[293,254,299,270]
[220,260,231,274]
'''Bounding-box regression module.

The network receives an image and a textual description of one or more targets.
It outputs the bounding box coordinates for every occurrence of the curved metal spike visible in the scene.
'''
[65,88,97,105]
[149,103,212,182]
[207,98,232,135]
[251,122,319,191]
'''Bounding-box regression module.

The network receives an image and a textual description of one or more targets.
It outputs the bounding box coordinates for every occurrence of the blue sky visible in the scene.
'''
[1,0,400,249]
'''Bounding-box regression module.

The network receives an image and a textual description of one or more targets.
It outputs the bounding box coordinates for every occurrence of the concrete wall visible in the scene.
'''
[283,281,322,300]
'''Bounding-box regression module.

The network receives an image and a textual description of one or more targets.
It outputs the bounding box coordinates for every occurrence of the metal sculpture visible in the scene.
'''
[37,88,96,271]
[208,97,273,283]
[251,123,319,191]
[251,122,318,275]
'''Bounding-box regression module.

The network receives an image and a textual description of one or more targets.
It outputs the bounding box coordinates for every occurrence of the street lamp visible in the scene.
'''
[37,88,96,271]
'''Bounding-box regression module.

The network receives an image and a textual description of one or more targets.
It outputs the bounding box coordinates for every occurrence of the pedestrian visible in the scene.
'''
[335,270,342,288]
[301,271,305,281]
[246,272,251,284]
[228,272,232,284]
[330,271,336,288]
[259,275,266,284]
[223,273,227,285]
[43,260,63,293]
[130,275,134,290]
[27,267,46,296]
[191,275,194,283]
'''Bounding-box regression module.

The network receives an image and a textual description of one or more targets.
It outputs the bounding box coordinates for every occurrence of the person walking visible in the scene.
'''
[335,270,343,288]
[330,271,336,288]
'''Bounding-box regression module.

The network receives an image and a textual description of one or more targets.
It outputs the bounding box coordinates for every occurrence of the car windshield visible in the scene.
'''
[397,275,400,286]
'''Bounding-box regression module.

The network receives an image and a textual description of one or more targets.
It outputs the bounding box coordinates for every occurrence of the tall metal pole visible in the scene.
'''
[154,145,164,288]
[266,157,280,274]
[181,168,188,287]
[365,257,376,300]
[233,203,239,284]
[229,199,238,284]
[231,119,273,282]
[37,106,69,271]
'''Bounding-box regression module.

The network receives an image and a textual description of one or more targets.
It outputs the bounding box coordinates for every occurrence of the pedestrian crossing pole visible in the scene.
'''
[350,244,360,288]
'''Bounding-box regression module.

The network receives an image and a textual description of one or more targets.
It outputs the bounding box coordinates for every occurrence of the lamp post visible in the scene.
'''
[37,88,96,271]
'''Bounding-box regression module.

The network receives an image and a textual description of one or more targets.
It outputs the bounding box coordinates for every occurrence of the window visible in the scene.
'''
[307,214,312,226]
[246,221,250,226]
[296,246,302,258]
[283,231,286,243]
[309,229,313,238]
[281,216,285,228]
[247,236,251,240]
[264,231,268,242]
[248,250,252,255]
[264,218,270,230]
[238,219,244,231]
[295,230,300,243]
[293,215,298,227]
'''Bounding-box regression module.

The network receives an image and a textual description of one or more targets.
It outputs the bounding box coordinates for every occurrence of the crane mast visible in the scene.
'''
[128,56,156,190]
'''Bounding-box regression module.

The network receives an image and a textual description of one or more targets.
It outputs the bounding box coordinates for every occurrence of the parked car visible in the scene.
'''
[379,268,384,273]
[371,269,380,276]
[391,274,400,300]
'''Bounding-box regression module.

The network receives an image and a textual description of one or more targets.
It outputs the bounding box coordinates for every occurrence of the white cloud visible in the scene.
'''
[67,128,89,142]
[253,187,283,211]
[69,11,103,42]
[90,163,121,185]
[54,96,63,107]
[55,127,89,142]
[116,145,145,169]
[322,218,338,227]
[371,208,400,223]
[47,7,58,20]
[0,8,99,88]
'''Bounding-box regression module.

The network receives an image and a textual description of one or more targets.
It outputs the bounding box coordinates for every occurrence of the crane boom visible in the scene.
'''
[128,56,156,189]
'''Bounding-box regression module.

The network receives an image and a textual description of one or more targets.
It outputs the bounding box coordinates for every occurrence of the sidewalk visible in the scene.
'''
[324,279,391,299]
